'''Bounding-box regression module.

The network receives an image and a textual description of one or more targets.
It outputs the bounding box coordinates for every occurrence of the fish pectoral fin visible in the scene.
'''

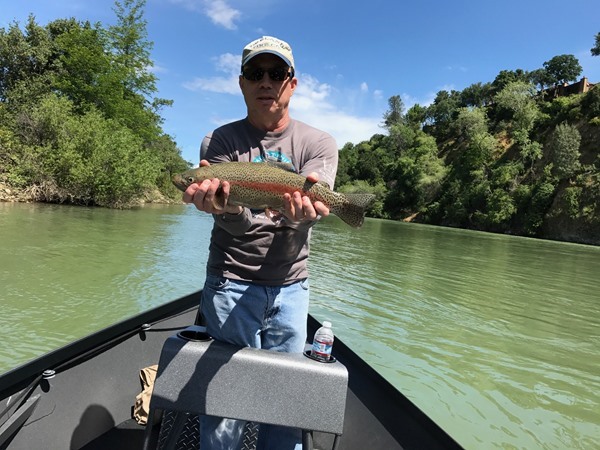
[211,188,226,211]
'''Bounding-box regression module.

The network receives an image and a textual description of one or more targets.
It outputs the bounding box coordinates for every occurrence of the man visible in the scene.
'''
[182,36,338,450]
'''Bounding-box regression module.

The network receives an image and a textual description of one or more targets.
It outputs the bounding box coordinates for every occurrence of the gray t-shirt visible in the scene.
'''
[200,118,338,285]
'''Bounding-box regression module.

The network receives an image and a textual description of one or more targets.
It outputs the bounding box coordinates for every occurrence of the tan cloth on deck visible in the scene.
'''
[133,364,158,425]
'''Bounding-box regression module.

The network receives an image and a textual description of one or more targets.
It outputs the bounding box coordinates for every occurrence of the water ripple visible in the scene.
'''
[1,205,599,449]
[310,217,600,449]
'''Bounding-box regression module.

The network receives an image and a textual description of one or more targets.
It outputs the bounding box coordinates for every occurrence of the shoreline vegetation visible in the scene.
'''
[1,2,599,245]
[0,180,176,206]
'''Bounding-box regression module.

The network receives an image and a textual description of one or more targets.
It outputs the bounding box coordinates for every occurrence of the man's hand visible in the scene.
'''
[282,172,330,223]
[182,160,243,215]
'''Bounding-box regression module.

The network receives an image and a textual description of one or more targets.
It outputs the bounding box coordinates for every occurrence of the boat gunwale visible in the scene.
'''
[1,291,463,449]
[0,291,201,401]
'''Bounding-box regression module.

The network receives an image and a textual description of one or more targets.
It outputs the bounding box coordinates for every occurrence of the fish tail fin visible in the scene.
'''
[333,193,376,228]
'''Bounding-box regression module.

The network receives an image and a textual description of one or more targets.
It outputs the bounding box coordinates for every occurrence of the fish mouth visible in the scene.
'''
[171,174,188,192]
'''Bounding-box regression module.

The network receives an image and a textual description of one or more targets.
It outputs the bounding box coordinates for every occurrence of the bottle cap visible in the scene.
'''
[323,321,332,328]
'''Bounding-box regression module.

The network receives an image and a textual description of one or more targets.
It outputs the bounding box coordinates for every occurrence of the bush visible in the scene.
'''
[547,122,581,179]
[524,181,557,234]
[581,87,600,119]
[543,95,583,123]
[560,186,582,218]
[14,93,161,206]
[339,179,388,218]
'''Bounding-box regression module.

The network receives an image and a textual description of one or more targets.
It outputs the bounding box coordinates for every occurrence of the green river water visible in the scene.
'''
[1,202,599,449]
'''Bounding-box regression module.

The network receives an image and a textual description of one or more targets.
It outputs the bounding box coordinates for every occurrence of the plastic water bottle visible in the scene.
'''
[311,321,334,361]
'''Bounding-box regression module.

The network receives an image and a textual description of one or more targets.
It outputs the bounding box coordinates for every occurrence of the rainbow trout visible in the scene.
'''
[172,161,375,228]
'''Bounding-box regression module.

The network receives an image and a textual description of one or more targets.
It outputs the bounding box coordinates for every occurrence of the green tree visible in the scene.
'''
[105,0,172,140]
[460,132,498,175]
[548,122,581,179]
[581,85,600,118]
[524,180,557,235]
[453,107,489,141]
[426,89,461,141]
[0,16,56,104]
[411,133,447,204]
[108,0,154,96]
[335,142,358,188]
[543,54,582,86]
[352,141,385,183]
[529,68,551,92]
[16,93,161,206]
[591,32,600,56]
[0,8,186,205]
[490,69,529,95]
[383,95,405,130]
[478,188,517,229]
[385,132,446,217]
[460,82,493,107]
[52,21,118,113]
[149,134,190,195]
[387,122,416,157]
[405,104,427,129]
[519,140,543,171]
[494,81,539,139]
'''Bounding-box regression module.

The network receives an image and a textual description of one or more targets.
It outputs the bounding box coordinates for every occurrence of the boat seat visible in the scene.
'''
[143,325,348,450]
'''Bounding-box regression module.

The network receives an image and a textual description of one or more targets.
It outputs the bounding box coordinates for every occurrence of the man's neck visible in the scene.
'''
[248,114,291,133]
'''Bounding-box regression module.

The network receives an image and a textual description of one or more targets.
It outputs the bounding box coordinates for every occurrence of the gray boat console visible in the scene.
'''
[143,325,348,450]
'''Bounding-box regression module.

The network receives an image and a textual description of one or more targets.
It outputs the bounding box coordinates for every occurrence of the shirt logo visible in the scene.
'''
[252,151,295,171]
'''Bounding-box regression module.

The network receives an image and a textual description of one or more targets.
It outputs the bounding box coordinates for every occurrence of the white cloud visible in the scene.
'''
[438,83,456,92]
[401,92,429,108]
[294,74,332,104]
[169,0,203,12]
[170,0,241,30]
[214,52,241,73]
[183,56,383,146]
[360,82,369,92]
[182,52,240,94]
[205,0,241,30]
[292,74,382,146]
[148,63,168,74]
[183,76,239,94]
[445,64,468,72]
[293,107,383,147]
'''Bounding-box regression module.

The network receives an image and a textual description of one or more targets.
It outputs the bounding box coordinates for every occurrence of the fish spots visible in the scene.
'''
[173,162,375,227]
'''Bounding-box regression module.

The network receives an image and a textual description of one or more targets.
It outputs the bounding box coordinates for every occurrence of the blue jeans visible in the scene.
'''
[198,275,310,450]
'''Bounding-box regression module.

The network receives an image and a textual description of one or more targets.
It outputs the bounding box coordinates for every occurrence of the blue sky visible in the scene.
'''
[3,0,599,164]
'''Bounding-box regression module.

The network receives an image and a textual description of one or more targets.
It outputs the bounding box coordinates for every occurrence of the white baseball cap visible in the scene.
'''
[241,36,295,70]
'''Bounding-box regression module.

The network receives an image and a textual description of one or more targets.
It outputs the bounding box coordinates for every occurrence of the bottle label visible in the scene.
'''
[311,340,332,359]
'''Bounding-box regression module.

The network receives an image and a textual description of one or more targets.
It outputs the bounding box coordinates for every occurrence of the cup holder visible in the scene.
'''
[303,350,336,363]
[177,328,213,342]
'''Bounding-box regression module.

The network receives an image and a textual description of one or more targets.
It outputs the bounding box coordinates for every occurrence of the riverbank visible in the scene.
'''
[0,181,33,202]
[2,180,598,245]
[0,181,176,206]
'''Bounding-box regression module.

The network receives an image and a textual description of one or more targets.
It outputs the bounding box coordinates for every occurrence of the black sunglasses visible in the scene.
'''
[241,67,294,82]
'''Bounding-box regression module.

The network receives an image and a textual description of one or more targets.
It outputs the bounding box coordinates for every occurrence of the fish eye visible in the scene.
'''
[186,177,194,183]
